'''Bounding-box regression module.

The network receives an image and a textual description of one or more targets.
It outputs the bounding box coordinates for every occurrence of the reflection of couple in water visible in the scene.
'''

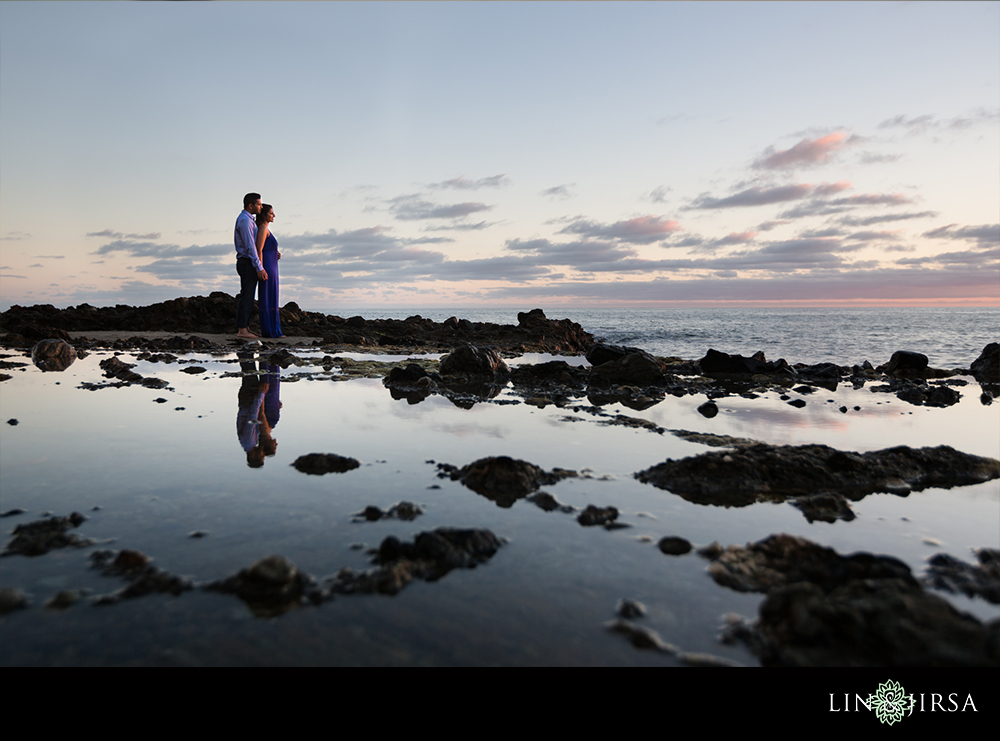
[234,192,284,339]
[237,356,282,467]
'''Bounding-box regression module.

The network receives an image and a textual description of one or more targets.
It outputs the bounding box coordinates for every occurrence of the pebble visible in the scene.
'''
[658,536,693,555]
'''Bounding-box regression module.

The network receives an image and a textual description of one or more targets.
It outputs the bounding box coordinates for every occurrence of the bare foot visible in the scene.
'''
[236,330,259,339]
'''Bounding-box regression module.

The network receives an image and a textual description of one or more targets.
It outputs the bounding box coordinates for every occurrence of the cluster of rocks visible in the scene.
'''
[1,513,505,618]
[382,341,999,411]
[709,534,1000,666]
[634,442,1000,518]
[0,296,594,354]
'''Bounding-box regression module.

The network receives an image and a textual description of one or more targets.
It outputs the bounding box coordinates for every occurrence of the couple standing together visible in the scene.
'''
[235,192,284,338]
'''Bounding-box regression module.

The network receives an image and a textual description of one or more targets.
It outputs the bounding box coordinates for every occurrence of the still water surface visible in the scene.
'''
[0,341,998,665]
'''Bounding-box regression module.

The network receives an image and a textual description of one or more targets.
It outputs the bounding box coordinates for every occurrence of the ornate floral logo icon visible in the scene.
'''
[868,680,914,725]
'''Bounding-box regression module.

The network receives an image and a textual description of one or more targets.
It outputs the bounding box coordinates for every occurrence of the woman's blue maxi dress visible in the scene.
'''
[259,232,283,337]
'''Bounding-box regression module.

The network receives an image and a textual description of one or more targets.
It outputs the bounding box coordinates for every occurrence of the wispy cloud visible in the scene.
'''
[541,184,575,199]
[387,195,492,221]
[427,175,510,190]
[922,223,1000,248]
[86,229,162,240]
[753,132,849,170]
[557,215,682,244]
[689,183,814,210]
[878,108,999,136]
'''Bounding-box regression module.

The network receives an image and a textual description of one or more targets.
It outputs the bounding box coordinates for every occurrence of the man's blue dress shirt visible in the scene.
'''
[235,210,263,272]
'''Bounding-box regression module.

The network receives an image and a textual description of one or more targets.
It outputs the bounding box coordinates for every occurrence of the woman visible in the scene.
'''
[254,204,285,338]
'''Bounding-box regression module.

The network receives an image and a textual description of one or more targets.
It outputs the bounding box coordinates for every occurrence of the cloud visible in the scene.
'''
[858,152,902,164]
[877,109,999,136]
[753,132,849,170]
[779,192,914,218]
[896,249,1000,267]
[387,195,492,221]
[756,220,790,232]
[922,223,999,248]
[92,240,228,258]
[480,264,999,304]
[557,215,682,244]
[844,230,903,243]
[423,221,496,232]
[86,229,161,239]
[541,184,575,199]
[428,175,510,190]
[2,231,31,241]
[644,186,671,203]
[837,211,938,227]
[711,231,757,247]
[689,183,814,210]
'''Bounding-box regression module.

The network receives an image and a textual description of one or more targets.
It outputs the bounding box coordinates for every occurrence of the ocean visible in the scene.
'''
[325,306,1000,368]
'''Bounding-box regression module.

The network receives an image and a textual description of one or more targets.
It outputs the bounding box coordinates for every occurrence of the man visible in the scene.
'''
[234,192,268,338]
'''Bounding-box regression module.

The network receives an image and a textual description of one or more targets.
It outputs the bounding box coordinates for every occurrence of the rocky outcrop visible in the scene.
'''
[923,549,1000,603]
[1,512,93,556]
[971,343,999,384]
[291,453,361,475]
[439,345,510,377]
[31,339,76,372]
[437,456,576,507]
[698,349,794,377]
[706,535,1000,666]
[1,297,594,353]
[634,443,1000,508]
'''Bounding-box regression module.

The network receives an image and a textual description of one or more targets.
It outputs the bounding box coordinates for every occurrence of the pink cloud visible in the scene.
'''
[814,180,852,196]
[754,132,849,170]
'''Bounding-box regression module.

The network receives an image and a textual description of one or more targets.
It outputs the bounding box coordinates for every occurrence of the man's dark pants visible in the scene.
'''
[235,257,258,330]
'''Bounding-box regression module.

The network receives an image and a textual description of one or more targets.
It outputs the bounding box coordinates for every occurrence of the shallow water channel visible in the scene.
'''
[1,347,998,665]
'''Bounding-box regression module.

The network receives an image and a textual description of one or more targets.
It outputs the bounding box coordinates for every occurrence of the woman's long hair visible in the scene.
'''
[255,204,273,228]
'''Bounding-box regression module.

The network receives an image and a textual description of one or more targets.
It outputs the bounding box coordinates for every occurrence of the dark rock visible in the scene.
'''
[0,508,26,517]
[696,401,718,418]
[589,351,666,386]
[755,578,1000,666]
[585,342,647,366]
[881,350,929,377]
[44,589,88,610]
[443,456,575,507]
[180,366,207,374]
[31,339,77,371]
[698,349,793,377]
[331,528,505,596]
[517,308,546,326]
[706,534,917,594]
[0,588,29,615]
[577,505,620,527]
[970,343,999,384]
[291,453,361,475]
[616,598,647,618]
[356,501,424,522]
[6,419,17,426]
[526,491,575,513]
[923,549,1000,603]
[787,398,807,408]
[203,554,314,617]
[635,443,1000,508]
[439,345,510,377]
[658,536,692,555]
[2,512,92,556]
[790,491,856,523]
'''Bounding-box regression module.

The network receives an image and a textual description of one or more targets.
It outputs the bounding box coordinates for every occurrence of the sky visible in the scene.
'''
[1,1,998,312]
